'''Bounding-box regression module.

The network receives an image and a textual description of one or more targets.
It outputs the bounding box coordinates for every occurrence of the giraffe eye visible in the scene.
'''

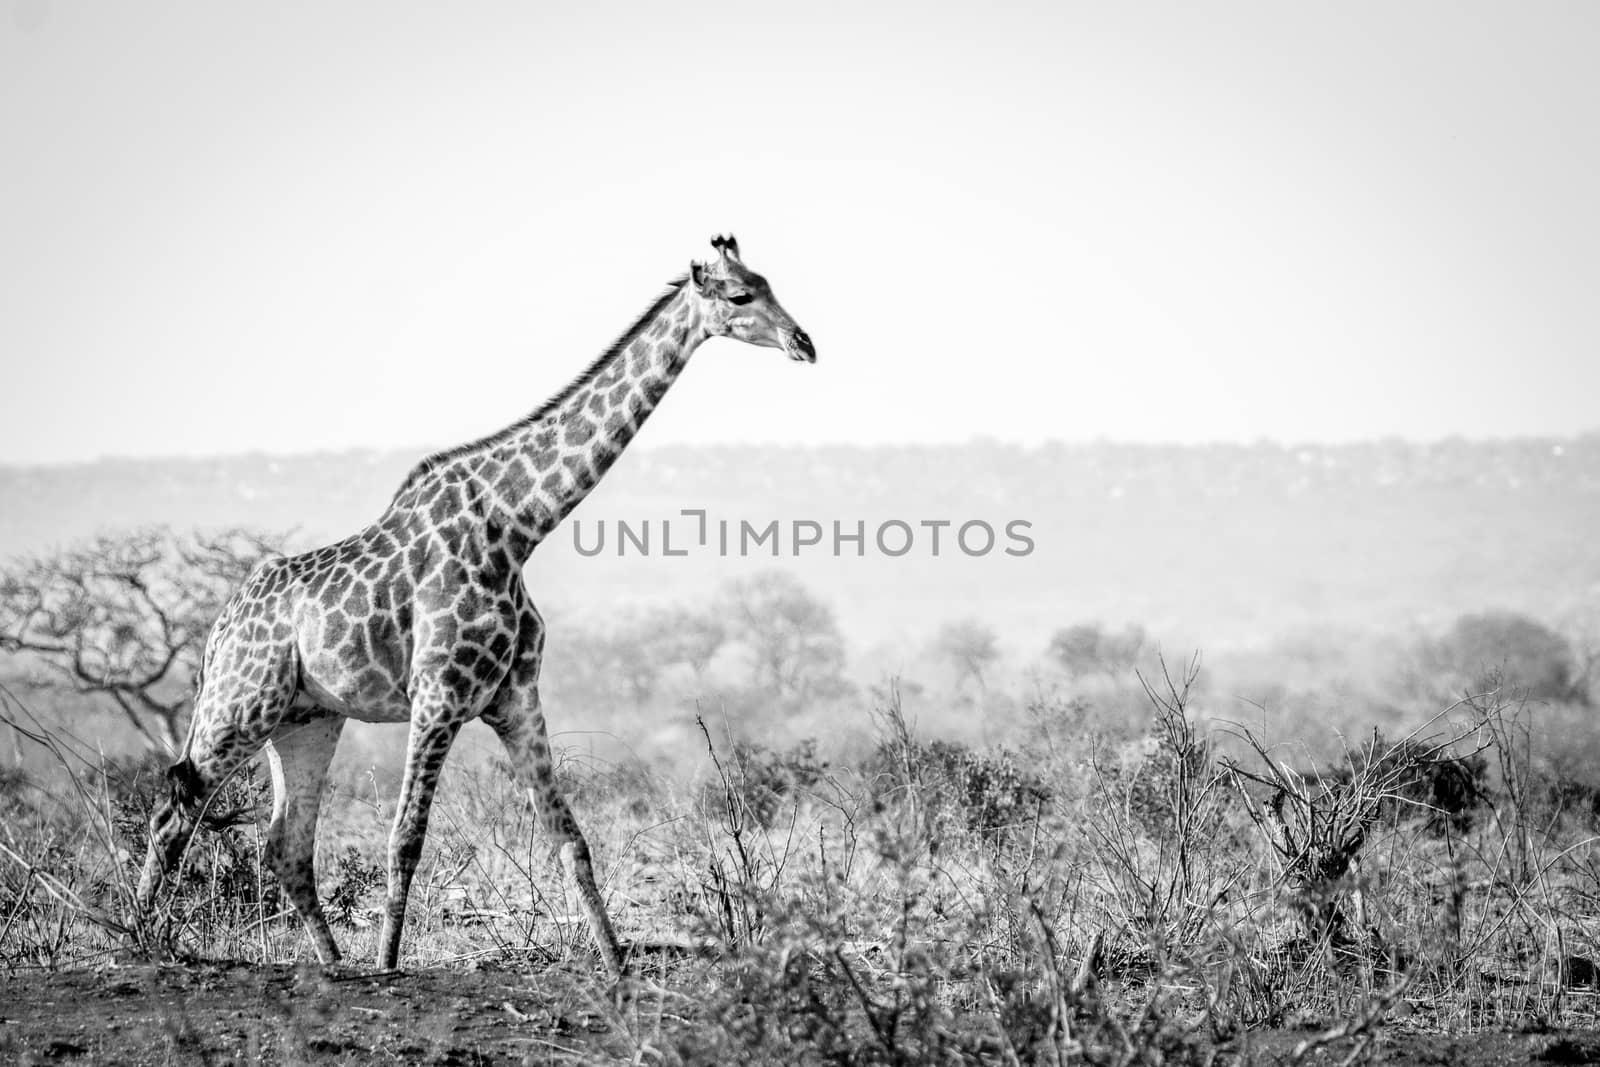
[727,292,755,306]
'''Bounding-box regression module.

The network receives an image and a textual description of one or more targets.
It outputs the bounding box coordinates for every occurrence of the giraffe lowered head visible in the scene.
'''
[689,234,816,362]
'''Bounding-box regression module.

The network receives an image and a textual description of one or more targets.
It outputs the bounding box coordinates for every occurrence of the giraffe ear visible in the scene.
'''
[710,234,741,263]
[690,261,715,296]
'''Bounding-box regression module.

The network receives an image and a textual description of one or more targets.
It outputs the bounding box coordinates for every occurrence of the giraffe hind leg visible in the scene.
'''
[264,710,346,965]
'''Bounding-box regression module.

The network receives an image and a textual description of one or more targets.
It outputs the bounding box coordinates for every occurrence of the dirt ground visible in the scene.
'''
[0,959,632,1065]
[3,961,1599,1065]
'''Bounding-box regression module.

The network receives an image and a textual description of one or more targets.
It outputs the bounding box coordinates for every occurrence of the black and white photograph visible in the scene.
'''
[3,2,1599,1062]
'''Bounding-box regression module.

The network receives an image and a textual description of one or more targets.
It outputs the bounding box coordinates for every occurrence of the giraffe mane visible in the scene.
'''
[387,273,691,508]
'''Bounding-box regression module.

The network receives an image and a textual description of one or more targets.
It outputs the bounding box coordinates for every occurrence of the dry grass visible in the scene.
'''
[3,664,1600,1064]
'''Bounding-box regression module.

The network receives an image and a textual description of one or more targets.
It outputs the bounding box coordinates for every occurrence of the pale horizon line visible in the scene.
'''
[3,430,1599,472]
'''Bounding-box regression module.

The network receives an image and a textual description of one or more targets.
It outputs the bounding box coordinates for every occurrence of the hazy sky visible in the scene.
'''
[3,1,1597,464]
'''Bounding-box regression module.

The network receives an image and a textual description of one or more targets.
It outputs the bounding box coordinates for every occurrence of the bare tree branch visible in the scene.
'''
[0,526,286,754]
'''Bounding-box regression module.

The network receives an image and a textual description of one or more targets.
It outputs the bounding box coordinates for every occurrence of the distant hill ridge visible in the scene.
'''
[3,439,1598,648]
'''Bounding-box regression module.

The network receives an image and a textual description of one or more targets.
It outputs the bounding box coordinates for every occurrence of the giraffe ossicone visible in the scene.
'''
[136,236,814,976]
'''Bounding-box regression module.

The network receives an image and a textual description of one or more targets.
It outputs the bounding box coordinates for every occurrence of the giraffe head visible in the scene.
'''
[688,235,815,363]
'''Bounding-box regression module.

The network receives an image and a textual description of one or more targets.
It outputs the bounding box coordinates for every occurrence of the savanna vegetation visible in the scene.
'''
[2,526,1599,1064]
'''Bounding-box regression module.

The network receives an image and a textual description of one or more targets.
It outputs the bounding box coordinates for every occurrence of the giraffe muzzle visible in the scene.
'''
[789,329,816,363]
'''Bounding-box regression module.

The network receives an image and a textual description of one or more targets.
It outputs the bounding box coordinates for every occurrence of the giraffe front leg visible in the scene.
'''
[263,711,346,965]
[377,704,463,972]
[482,692,626,980]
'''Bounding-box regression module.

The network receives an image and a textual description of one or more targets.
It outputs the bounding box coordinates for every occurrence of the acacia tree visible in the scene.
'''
[1420,611,1586,706]
[1048,621,1148,678]
[611,605,731,701]
[651,604,728,683]
[551,604,729,709]
[724,571,852,705]
[0,526,284,752]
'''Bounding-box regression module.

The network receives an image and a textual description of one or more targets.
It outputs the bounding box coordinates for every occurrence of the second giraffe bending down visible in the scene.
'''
[136,236,815,976]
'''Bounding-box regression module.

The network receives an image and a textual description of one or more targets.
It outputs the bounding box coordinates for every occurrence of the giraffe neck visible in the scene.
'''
[393,279,708,562]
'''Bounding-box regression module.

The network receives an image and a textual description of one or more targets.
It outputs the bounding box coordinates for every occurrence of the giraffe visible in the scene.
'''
[136,235,814,977]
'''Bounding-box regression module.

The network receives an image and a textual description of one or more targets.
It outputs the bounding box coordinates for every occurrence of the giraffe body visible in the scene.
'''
[136,236,813,975]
